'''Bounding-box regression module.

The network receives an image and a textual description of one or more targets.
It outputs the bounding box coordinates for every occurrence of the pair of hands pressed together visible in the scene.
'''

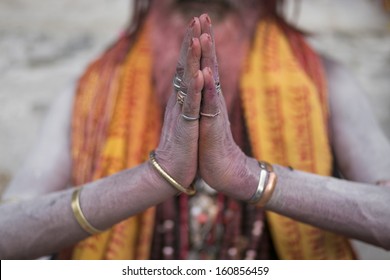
[154,14,259,201]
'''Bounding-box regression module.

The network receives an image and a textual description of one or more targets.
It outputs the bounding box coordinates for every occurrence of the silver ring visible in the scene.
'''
[177,90,187,105]
[177,93,185,105]
[181,114,199,121]
[178,90,187,97]
[215,82,222,94]
[173,75,182,91]
[200,110,221,118]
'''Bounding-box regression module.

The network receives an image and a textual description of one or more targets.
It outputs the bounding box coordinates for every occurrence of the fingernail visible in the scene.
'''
[207,67,212,75]
[190,38,195,47]
[190,17,196,27]
[205,14,211,24]
[206,34,211,41]
[194,70,199,78]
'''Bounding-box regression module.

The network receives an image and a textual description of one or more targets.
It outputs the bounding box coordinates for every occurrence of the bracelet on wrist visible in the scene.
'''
[71,187,104,235]
[247,161,277,207]
[149,150,196,196]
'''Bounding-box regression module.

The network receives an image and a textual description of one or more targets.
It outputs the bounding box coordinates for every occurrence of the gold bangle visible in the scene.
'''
[149,151,196,195]
[0,197,20,205]
[71,188,103,235]
[257,163,277,207]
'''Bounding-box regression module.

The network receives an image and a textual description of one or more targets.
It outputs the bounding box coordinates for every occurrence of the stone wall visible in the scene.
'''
[0,0,389,259]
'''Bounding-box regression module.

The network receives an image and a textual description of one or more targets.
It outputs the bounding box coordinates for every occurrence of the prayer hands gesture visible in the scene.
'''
[154,14,259,200]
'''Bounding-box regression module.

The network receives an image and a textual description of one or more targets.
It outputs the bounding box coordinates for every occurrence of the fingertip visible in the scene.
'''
[199,34,213,65]
[205,14,211,24]
[200,13,212,28]
[202,67,214,86]
[189,17,195,28]
[194,69,204,92]
[187,17,201,38]
[200,33,212,45]
[192,17,201,37]
[189,70,203,98]
[189,16,200,27]
[190,37,201,58]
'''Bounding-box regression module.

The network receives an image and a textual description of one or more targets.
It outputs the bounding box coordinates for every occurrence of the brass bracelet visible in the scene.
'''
[149,151,196,195]
[0,197,20,205]
[256,163,277,207]
[71,188,104,235]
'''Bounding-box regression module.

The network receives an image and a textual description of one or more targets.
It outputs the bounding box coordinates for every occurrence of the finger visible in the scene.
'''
[166,19,201,144]
[199,14,212,33]
[199,14,219,82]
[172,37,201,115]
[182,37,201,88]
[200,33,214,76]
[200,34,219,86]
[176,17,201,80]
[181,70,204,122]
[200,67,221,122]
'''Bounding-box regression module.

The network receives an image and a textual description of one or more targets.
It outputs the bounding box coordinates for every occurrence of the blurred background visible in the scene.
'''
[0,0,389,259]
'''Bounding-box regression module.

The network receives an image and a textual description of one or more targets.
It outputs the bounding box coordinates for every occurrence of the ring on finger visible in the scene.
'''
[200,110,221,118]
[181,114,199,121]
[176,90,187,105]
[173,75,182,91]
[173,74,189,106]
[215,82,222,95]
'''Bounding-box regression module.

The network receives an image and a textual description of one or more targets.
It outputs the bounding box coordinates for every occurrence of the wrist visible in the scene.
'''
[247,161,277,207]
[149,151,196,195]
[143,160,180,196]
[213,154,260,201]
[154,148,197,187]
[236,156,261,201]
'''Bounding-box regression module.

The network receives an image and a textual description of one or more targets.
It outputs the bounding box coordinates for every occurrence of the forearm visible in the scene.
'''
[266,165,390,250]
[0,162,176,259]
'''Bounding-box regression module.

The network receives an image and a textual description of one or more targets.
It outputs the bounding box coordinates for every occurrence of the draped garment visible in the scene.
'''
[68,19,355,259]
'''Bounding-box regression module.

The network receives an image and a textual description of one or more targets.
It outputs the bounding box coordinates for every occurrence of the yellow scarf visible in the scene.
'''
[69,20,354,259]
[241,22,354,259]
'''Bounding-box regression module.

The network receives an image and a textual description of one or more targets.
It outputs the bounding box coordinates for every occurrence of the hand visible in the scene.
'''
[153,17,203,188]
[198,14,259,200]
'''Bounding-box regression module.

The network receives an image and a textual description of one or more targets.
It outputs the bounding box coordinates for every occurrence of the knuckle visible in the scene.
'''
[184,102,198,115]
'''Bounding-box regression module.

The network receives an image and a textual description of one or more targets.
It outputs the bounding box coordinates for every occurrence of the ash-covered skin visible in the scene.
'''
[1,0,390,259]
[150,3,263,200]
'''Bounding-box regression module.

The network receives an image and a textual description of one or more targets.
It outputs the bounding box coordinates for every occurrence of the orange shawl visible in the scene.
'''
[69,19,354,259]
